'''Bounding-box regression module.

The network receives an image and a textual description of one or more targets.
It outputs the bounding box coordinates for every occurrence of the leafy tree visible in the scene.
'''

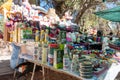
[39,0,102,24]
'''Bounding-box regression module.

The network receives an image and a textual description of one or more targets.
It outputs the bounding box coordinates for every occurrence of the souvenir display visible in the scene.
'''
[1,1,120,80]
[79,61,93,79]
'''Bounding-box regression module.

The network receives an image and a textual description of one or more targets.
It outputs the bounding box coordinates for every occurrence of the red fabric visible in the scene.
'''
[49,44,59,48]
[0,33,3,39]
[49,33,54,37]
[68,45,73,50]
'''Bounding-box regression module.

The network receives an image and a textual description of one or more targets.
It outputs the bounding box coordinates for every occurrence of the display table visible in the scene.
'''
[104,63,120,80]
[105,43,120,80]
[19,54,82,80]
[19,54,107,80]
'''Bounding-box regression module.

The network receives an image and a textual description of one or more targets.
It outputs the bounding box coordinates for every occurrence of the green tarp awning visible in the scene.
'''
[94,6,120,22]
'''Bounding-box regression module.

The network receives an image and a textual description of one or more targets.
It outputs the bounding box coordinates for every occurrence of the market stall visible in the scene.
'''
[0,0,120,80]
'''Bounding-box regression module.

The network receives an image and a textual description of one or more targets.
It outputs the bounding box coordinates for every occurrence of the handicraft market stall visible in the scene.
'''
[1,1,120,80]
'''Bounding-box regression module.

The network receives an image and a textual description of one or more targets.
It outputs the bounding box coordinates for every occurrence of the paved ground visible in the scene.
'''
[0,40,11,61]
[0,74,13,80]
[0,40,14,80]
[0,60,43,80]
[0,71,43,80]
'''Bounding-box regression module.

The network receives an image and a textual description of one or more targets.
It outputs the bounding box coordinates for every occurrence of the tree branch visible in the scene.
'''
[75,0,101,24]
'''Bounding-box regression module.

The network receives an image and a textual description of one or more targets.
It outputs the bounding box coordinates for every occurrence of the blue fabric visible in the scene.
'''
[10,43,24,69]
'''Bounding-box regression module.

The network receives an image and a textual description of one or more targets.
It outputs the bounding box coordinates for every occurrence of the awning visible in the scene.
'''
[94,6,120,22]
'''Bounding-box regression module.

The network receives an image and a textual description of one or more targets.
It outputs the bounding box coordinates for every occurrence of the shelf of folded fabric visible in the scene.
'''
[109,43,120,51]
[42,24,79,32]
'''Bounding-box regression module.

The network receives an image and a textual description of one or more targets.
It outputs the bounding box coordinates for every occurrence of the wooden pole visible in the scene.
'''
[31,63,36,80]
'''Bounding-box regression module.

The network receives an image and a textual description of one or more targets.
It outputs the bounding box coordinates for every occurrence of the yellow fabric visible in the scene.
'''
[0,0,13,11]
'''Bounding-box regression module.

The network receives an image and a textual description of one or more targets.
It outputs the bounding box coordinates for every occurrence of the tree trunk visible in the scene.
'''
[29,0,37,5]
[116,23,120,37]
[74,1,100,24]
[52,1,66,18]
[12,0,38,5]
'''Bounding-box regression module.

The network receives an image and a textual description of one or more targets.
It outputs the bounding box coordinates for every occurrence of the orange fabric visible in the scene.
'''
[22,65,26,73]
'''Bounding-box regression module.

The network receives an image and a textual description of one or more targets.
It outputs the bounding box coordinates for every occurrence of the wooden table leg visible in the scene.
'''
[42,66,45,80]
[31,63,36,80]
[13,70,17,80]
